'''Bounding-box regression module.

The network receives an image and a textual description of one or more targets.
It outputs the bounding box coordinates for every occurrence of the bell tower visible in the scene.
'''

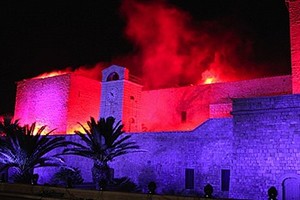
[286,0,300,93]
[100,65,142,132]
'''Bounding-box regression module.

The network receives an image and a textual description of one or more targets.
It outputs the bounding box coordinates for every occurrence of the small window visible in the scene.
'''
[107,72,119,81]
[221,169,230,191]
[185,168,194,189]
[181,111,187,123]
[129,117,135,123]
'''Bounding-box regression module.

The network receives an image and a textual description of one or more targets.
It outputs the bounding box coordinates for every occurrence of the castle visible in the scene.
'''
[12,1,300,199]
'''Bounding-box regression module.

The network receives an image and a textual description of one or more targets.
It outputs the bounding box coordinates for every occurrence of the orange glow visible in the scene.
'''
[201,70,219,84]
[32,63,105,81]
[34,70,71,79]
[204,77,215,84]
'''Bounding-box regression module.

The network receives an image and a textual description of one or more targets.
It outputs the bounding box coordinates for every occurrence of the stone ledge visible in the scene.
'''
[0,183,231,200]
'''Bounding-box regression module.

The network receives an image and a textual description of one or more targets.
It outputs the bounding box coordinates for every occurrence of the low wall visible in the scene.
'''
[0,183,226,200]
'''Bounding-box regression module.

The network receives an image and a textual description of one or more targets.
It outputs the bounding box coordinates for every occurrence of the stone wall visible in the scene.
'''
[30,94,300,199]
[35,134,94,184]
[288,0,300,93]
[14,74,101,134]
[110,118,233,197]
[140,85,211,132]
[231,94,300,200]
[122,80,143,132]
[34,118,233,198]
[139,75,291,132]
[66,74,101,134]
[14,74,71,134]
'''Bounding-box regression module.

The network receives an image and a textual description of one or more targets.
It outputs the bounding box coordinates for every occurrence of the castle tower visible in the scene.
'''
[287,0,300,93]
[100,65,142,132]
[14,74,101,134]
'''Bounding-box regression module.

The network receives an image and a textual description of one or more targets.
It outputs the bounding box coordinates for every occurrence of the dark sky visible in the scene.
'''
[0,0,291,115]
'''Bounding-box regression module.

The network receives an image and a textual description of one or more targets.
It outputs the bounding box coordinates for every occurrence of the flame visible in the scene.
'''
[204,77,216,84]
[32,63,105,80]
[34,70,71,79]
[201,69,219,84]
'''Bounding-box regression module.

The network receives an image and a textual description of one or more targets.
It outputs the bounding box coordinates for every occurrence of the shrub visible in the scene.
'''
[110,177,141,193]
[51,167,83,187]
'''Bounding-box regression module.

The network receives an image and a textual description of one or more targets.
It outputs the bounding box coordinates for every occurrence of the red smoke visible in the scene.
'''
[35,0,264,89]
[34,62,106,80]
[120,0,263,89]
[73,62,105,80]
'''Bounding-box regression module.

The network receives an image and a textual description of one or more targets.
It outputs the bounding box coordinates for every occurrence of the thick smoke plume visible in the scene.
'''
[120,0,263,89]
[36,0,264,89]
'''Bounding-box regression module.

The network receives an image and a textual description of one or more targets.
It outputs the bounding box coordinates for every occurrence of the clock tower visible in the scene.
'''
[100,65,143,132]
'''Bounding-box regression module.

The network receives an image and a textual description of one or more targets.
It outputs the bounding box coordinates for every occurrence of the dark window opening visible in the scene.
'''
[130,118,135,123]
[185,168,194,189]
[221,169,230,191]
[107,72,119,81]
[181,111,187,123]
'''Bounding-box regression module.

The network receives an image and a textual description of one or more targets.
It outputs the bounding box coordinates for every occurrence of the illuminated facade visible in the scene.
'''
[14,69,292,134]
[13,1,300,199]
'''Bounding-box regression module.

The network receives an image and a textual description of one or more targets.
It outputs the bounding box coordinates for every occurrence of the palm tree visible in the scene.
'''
[0,118,74,184]
[0,115,20,136]
[63,116,141,189]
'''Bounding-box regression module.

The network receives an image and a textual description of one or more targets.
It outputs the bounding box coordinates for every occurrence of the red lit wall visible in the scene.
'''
[122,80,142,132]
[13,71,292,134]
[209,75,292,101]
[288,0,300,93]
[66,74,101,134]
[140,85,211,132]
[139,75,292,132]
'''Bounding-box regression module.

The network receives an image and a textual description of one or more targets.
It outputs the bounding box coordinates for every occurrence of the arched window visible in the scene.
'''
[107,72,119,81]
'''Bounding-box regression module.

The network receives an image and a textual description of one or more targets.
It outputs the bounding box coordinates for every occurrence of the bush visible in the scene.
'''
[110,177,141,193]
[50,167,83,187]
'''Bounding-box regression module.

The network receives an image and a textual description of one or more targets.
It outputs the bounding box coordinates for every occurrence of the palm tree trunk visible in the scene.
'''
[13,169,33,184]
[92,161,112,190]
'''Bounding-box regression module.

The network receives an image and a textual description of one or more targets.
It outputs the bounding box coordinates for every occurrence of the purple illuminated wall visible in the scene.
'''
[34,135,93,184]
[231,94,300,200]
[14,75,71,134]
[109,118,233,197]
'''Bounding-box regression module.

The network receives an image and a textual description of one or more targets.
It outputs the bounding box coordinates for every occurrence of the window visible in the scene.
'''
[107,72,119,81]
[129,117,135,123]
[221,169,230,191]
[181,111,187,123]
[185,168,194,189]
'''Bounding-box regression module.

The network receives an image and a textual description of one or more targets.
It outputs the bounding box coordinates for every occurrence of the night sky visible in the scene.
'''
[0,0,291,115]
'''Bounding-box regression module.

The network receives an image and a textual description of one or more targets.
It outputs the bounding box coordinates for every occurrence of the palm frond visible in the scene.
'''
[0,120,76,183]
[66,116,141,164]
